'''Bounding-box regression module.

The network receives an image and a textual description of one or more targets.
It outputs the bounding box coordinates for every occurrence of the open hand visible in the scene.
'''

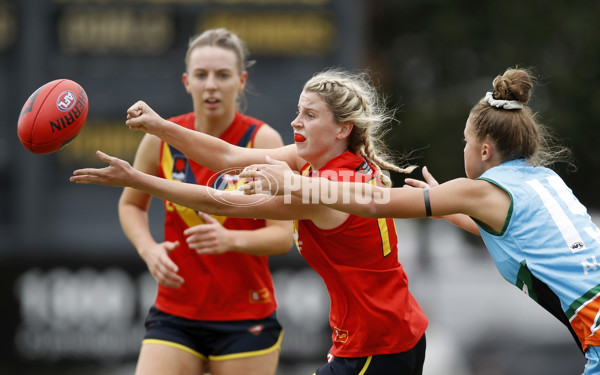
[70,150,136,187]
[404,166,439,189]
[184,212,232,255]
[142,241,184,288]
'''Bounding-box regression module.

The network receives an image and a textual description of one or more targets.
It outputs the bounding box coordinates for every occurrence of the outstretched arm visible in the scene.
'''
[125,100,299,171]
[240,156,428,218]
[72,151,322,222]
[185,212,293,256]
[404,167,480,235]
[239,157,496,235]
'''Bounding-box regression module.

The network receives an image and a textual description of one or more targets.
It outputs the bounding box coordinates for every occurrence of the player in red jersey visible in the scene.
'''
[242,67,600,375]
[72,68,429,375]
[117,28,292,375]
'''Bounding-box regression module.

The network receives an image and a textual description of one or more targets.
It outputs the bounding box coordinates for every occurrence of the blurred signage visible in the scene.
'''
[14,267,151,361]
[0,0,17,53]
[200,11,336,56]
[2,260,330,364]
[53,0,336,57]
[57,7,176,56]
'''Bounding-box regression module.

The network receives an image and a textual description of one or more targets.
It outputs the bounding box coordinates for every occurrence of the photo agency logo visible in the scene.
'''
[206,167,280,207]
[206,168,392,206]
[280,169,391,205]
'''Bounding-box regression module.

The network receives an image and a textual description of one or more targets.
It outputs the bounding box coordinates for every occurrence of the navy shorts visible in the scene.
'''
[315,334,426,375]
[142,306,283,361]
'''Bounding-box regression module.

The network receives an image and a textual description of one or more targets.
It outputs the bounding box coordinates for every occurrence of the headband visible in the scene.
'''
[485,91,523,110]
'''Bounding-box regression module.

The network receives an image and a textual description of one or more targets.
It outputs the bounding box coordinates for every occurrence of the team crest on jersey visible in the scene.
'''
[333,327,349,343]
[172,157,187,181]
[249,288,271,304]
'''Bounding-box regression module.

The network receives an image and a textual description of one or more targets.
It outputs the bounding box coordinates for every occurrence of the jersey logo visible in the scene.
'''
[172,157,187,181]
[249,288,271,304]
[527,178,589,253]
[248,324,264,335]
[333,327,349,343]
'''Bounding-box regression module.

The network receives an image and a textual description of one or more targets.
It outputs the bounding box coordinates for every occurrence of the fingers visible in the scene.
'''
[154,241,184,288]
[187,237,217,250]
[182,214,218,237]
[421,166,439,186]
[156,262,184,288]
[71,150,112,177]
[95,150,114,164]
[238,181,254,194]
[126,100,146,118]
[153,258,184,288]
[125,101,149,130]
[404,178,429,189]
[183,224,212,237]
[404,166,439,189]
[239,164,260,178]
[186,231,219,254]
[69,175,95,184]
[71,151,114,180]
[71,165,104,180]
[197,211,218,224]
[164,241,180,253]
[184,224,215,247]
[238,181,263,195]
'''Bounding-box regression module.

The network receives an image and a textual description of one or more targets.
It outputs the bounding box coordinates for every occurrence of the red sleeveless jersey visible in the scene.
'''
[294,152,428,357]
[155,112,277,321]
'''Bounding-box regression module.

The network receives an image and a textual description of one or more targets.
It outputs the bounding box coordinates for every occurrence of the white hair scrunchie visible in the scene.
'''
[485,91,523,110]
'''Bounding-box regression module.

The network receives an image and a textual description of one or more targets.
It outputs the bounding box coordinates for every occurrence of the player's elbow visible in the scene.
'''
[267,224,294,255]
[275,234,294,255]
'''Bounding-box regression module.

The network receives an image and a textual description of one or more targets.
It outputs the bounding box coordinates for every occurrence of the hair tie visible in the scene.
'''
[485,91,523,110]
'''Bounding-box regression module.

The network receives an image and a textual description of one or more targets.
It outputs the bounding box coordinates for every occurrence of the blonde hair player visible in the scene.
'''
[71,68,429,375]
[243,67,600,374]
[118,28,293,375]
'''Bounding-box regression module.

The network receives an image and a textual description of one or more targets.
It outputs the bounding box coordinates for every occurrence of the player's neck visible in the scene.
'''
[194,112,235,137]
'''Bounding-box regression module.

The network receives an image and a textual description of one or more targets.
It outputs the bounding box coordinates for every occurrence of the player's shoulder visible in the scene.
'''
[254,123,285,148]
[167,112,194,126]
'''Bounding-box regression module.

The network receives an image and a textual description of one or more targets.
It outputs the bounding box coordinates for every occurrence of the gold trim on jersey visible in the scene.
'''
[161,142,226,226]
[369,178,392,257]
